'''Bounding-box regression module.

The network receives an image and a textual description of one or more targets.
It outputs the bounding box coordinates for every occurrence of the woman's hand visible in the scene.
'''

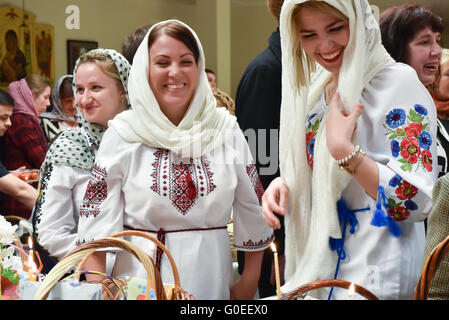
[262,177,289,230]
[326,92,364,160]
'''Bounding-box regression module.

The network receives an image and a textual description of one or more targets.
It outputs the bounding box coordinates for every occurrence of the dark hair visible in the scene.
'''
[0,89,14,107]
[60,77,74,99]
[122,24,152,64]
[268,0,285,23]
[205,68,215,75]
[380,4,443,63]
[148,21,200,64]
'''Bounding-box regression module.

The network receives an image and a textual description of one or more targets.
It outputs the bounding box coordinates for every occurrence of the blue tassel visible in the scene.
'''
[387,217,402,238]
[371,186,387,227]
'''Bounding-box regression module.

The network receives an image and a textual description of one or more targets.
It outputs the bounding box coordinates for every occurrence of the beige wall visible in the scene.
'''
[1,0,448,98]
[0,0,217,84]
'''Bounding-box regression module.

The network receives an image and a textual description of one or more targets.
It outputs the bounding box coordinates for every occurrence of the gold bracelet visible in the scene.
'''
[339,148,366,175]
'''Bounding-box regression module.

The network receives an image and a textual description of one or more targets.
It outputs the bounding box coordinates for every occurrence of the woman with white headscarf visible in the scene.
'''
[32,49,131,274]
[77,20,273,300]
[262,0,438,300]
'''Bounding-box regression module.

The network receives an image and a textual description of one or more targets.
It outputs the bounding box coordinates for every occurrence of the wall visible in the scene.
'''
[0,0,448,98]
[0,0,217,82]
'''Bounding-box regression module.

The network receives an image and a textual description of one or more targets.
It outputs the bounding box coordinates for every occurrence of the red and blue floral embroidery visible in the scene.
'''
[385,174,419,221]
[385,105,433,172]
[306,113,320,170]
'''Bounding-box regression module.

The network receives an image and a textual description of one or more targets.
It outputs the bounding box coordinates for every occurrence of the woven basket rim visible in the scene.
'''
[281,279,379,300]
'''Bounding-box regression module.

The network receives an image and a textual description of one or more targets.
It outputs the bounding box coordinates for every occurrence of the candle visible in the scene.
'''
[27,237,37,281]
[270,243,281,299]
[346,282,355,300]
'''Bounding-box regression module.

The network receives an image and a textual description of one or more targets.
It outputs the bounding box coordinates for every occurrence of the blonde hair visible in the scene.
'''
[442,48,449,65]
[291,1,348,89]
[76,49,123,88]
[25,74,51,98]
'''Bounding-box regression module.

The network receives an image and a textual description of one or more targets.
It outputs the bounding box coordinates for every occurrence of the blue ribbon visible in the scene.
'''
[328,199,369,300]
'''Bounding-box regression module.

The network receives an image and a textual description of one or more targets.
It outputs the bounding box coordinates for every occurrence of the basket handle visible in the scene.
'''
[34,238,164,300]
[281,279,379,300]
[108,230,181,289]
[414,235,449,300]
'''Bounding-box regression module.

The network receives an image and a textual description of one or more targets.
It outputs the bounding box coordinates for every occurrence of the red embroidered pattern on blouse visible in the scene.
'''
[80,164,108,218]
[151,149,216,215]
[246,163,264,205]
[234,234,274,250]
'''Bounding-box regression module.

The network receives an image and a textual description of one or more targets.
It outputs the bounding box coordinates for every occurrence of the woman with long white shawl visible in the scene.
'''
[262,0,438,300]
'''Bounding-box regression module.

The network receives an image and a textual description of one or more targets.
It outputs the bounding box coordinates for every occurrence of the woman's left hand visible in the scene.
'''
[326,92,364,159]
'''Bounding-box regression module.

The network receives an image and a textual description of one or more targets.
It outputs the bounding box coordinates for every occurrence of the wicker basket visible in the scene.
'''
[414,235,449,300]
[281,279,379,300]
[74,230,193,300]
[108,230,192,300]
[33,237,161,300]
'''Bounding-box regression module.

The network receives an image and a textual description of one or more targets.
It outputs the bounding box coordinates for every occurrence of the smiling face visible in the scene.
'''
[405,27,442,86]
[148,34,199,126]
[295,5,350,76]
[33,86,51,115]
[75,62,126,128]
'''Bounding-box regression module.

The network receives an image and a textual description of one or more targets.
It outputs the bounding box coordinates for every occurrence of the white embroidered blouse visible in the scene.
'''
[305,63,438,300]
[76,122,274,299]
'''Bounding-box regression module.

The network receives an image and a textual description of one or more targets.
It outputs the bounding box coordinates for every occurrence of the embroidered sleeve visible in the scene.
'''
[232,126,274,251]
[33,164,78,259]
[378,104,437,223]
[76,130,126,244]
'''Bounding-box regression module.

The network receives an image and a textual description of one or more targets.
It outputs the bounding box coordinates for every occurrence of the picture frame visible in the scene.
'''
[67,40,98,74]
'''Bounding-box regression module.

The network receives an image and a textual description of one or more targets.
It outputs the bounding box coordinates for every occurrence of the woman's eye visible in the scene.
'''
[302,33,315,39]
[157,61,168,66]
[76,88,84,94]
[330,25,344,32]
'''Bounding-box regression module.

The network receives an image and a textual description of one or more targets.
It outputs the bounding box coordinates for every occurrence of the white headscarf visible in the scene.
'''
[109,19,236,158]
[279,0,394,295]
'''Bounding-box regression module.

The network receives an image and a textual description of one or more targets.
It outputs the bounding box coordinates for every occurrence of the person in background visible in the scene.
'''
[77,20,273,300]
[40,75,79,144]
[380,4,444,175]
[0,89,38,212]
[1,74,50,219]
[427,49,449,177]
[205,68,235,115]
[262,0,437,300]
[234,0,284,298]
[122,24,152,64]
[32,49,130,274]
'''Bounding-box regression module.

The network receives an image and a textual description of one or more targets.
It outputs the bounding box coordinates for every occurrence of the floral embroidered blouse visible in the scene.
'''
[76,122,273,299]
[306,63,438,300]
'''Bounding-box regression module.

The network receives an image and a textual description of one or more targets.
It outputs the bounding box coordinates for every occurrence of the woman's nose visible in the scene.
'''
[431,41,442,58]
[168,63,181,77]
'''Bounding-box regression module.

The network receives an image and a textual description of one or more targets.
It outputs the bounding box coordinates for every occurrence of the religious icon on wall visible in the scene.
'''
[0,6,36,90]
[0,5,54,91]
[31,24,54,81]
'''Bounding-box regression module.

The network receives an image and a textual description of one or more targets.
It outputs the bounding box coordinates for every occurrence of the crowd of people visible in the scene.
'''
[1,0,449,300]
